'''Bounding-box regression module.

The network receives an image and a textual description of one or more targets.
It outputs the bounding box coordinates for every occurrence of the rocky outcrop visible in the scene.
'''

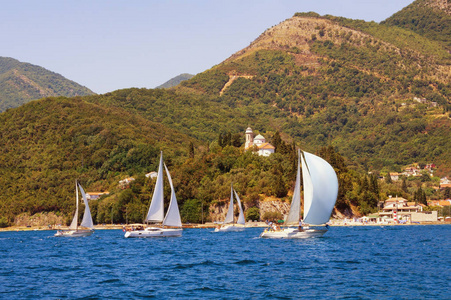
[209,197,354,222]
[209,198,291,222]
[14,212,65,227]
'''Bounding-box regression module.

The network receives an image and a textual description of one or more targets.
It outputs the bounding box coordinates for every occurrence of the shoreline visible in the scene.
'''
[0,221,449,232]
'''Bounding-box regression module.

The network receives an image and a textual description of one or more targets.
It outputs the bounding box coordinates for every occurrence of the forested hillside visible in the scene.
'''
[1,2,450,226]
[382,0,451,51]
[0,97,196,224]
[0,57,94,112]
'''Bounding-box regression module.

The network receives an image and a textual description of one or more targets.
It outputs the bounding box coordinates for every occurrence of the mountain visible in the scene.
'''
[0,57,95,112]
[1,3,451,225]
[382,0,451,51]
[90,12,450,172]
[156,73,195,89]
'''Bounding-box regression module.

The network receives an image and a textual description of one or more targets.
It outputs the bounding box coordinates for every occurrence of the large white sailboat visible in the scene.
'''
[214,184,245,232]
[55,181,94,237]
[124,152,182,238]
[260,149,338,239]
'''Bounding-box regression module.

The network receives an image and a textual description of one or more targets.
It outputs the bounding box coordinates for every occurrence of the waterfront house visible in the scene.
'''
[380,196,437,223]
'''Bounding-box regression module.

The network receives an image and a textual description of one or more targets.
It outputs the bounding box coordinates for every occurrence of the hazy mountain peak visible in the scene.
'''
[0,56,95,112]
[156,73,194,89]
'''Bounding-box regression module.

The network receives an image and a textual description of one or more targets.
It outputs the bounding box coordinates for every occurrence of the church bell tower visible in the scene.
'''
[245,127,254,149]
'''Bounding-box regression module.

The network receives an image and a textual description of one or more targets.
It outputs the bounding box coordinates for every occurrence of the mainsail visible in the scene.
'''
[162,164,182,228]
[224,185,235,224]
[285,150,301,226]
[302,151,339,225]
[233,189,245,225]
[79,183,94,229]
[145,152,165,223]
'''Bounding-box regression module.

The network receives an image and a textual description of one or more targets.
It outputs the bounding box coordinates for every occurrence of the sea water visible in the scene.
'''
[0,225,449,299]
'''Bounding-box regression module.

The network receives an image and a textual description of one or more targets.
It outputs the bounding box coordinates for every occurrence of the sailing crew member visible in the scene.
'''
[298,218,304,231]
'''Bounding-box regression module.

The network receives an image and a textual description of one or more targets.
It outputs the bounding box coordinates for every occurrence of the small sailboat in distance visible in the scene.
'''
[55,181,94,237]
[124,151,182,238]
[260,149,338,239]
[214,184,245,232]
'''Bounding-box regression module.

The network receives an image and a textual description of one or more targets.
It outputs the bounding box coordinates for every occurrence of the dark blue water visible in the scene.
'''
[0,226,450,299]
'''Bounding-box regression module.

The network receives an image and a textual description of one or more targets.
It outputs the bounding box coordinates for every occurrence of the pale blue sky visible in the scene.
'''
[1,0,414,94]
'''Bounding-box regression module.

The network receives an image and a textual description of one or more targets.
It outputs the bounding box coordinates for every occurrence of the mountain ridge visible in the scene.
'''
[0,57,95,112]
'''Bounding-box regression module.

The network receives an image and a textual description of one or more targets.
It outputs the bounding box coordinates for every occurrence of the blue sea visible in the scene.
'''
[0,225,450,299]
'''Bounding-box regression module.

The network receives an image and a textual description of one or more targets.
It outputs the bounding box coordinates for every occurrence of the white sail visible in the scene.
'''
[224,185,235,224]
[285,150,301,226]
[162,163,182,227]
[233,189,245,225]
[145,152,165,223]
[302,151,338,225]
[78,183,94,229]
[69,181,79,230]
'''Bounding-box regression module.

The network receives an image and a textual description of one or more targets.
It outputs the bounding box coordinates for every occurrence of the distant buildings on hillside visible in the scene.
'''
[388,163,436,181]
[86,192,109,201]
[244,127,275,157]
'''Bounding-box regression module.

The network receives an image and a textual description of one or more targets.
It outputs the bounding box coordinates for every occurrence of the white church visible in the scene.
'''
[244,127,275,156]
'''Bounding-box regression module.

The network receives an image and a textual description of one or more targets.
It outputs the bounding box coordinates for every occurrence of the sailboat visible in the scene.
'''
[124,152,182,238]
[55,181,94,237]
[260,149,338,239]
[214,184,245,232]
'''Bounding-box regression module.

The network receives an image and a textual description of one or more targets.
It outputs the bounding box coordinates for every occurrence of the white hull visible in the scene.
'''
[214,225,245,232]
[54,229,94,237]
[260,227,327,239]
[124,227,182,238]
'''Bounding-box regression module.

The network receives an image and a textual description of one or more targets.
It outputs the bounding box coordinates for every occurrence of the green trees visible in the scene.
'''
[414,187,427,205]
[444,187,451,199]
[0,217,9,228]
[245,207,260,221]
[382,0,451,51]
[180,199,202,223]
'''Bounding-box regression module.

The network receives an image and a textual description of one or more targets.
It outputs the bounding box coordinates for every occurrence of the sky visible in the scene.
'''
[1,0,414,94]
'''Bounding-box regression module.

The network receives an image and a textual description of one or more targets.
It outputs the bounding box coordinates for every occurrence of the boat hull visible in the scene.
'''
[54,229,94,237]
[214,225,245,232]
[260,227,327,239]
[124,227,182,238]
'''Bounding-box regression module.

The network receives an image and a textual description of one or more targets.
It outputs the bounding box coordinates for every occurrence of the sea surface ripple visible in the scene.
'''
[0,225,450,299]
